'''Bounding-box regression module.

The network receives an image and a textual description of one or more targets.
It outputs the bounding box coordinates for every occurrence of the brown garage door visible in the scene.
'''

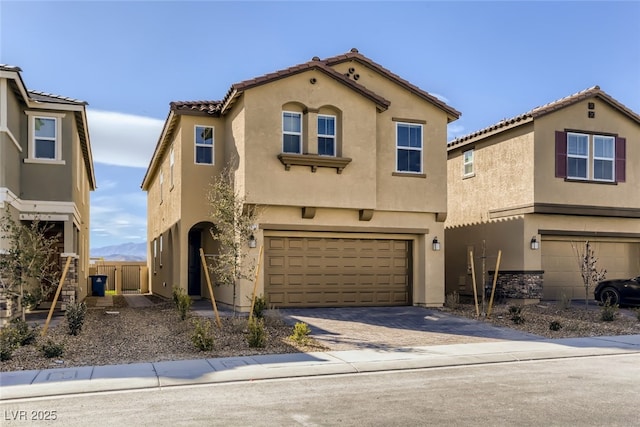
[541,238,640,300]
[265,236,411,307]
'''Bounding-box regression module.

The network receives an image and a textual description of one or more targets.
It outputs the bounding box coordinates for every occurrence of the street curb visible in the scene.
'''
[1,335,639,401]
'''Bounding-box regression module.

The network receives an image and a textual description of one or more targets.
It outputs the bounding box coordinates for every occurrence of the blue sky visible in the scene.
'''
[1,1,639,249]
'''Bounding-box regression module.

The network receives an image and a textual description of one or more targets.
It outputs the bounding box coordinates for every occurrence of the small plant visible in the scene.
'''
[252,295,267,319]
[600,300,618,322]
[264,308,285,328]
[556,292,572,310]
[65,302,87,336]
[41,339,64,358]
[0,326,20,361]
[508,305,525,324]
[173,287,192,320]
[246,317,266,348]
[444,291,460,309]
[635,308,640,322]
[10,318,38,345]
[191,318,215,351]
[289,321,312,345]
[549,320,563,331]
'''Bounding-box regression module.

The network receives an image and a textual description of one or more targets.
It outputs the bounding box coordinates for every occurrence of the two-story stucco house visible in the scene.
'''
[445,86,640,302]
[142,49,460,311]
[0,65,95,313]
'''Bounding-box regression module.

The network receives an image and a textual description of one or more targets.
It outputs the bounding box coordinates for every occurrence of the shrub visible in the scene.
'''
[0,327,20,361]
[10,318,38,345]
[246,317,266,348]
[556,292,572,310]
[66,302,87,336]
[549,320,562,331]
[191,318,214,351]
[635,308,640,322]
[264,308,285,328]
[509,305,525,324]
[252,295,267,319]
[444,291,460,309]
[289,322,311,345]
[600,300,618,322]
[172,287,192,320]
[41,339,64,358]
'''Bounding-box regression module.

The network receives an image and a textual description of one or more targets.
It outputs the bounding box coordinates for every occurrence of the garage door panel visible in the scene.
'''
[265,237,411,307]
[542,239,640,300]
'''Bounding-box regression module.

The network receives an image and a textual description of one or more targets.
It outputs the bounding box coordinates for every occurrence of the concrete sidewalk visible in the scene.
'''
[2,334,639,401]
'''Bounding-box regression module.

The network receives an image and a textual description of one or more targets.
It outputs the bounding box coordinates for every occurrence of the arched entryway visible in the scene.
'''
[187,222,216,297]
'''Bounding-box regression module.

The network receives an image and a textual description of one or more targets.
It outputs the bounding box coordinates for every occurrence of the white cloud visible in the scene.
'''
[87,109,164,168]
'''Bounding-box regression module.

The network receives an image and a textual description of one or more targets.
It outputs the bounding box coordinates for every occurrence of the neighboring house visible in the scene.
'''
[445,86,640,302]
[142,49,460,311]
[0,65,95,313]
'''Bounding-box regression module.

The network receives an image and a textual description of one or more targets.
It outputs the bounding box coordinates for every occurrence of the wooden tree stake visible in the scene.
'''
[200,248,222,328]
[41,256,72,336]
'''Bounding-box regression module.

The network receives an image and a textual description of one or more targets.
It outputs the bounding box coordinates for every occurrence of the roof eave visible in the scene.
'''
[141,110,177,190]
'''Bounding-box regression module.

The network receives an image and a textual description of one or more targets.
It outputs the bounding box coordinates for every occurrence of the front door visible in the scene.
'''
[187,229,201,296]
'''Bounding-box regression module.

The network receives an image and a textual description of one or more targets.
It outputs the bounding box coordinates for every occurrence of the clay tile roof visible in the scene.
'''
[170,100,223,116]
[0,64,22,72]
[323,48,461,120]
[447,86,640,150]
[219,58,391,113]
[28,89,87,105]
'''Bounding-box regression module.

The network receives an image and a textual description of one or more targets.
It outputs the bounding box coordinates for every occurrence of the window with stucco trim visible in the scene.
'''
[463,149,474,177]
[195,125,214,164]
[283,111,302,154]
[318,115,336,156]
[25,111,66,164]
[396,122,422,173]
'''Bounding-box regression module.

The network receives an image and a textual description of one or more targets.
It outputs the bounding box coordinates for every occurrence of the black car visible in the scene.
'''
[594,276,640,306]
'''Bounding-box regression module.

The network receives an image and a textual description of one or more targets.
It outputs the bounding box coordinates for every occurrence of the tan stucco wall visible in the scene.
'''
[446,123,535,226]
[146,60,452,309]
[533,99,640,208]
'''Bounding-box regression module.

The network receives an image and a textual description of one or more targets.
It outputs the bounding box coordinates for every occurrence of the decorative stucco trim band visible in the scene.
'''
[261,223,429,235]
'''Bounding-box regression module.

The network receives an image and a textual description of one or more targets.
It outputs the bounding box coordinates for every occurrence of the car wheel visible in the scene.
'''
[600,287,620,306]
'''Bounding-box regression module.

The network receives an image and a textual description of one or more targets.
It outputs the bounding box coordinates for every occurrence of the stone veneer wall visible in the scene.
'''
[60,254,79,311]
[487,270,544,301]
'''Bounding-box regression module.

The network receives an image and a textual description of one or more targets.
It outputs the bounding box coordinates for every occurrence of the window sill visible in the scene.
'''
[463,173,476,180]
[24,158,66,165]
[564,178,617,185]
[392,172,426,178]
[278,153,352,174]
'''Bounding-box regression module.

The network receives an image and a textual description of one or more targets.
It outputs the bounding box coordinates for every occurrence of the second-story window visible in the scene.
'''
[593,135,614,181]
[283,111,302,153]
[25,111,66,163]
[463,149,474,177]
[318,115,336,156]
[195,126,214,164]
[396,122,422,173]
[567,133,589,179]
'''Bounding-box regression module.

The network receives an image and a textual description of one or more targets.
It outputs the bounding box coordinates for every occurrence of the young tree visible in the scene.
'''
[573,241,607,309]
[207,161,259,314]
[0,209,61,321]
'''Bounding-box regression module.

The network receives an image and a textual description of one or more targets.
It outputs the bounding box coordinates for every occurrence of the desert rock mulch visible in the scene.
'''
[445,301,640,339]
[1,296,326,372]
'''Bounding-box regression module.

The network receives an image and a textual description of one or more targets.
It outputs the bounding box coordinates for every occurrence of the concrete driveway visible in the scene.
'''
[280,306,542,351]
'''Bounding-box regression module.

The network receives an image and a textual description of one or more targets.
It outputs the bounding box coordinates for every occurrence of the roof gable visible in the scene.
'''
[448,86,640,150]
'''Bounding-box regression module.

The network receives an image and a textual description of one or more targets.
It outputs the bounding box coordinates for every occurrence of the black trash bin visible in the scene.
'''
[90,275,108,297]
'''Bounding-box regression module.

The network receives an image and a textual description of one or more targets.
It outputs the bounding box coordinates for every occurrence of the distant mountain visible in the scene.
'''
[91,242,147,261]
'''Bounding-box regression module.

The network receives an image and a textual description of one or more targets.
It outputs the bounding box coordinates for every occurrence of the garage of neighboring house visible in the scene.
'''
[264,235,412,307]
[541,235,640,300]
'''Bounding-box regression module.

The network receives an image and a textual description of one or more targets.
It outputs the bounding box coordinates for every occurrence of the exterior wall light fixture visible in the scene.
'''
[248,234,257,248]
[530,236,540,250]
[432,237,441,251]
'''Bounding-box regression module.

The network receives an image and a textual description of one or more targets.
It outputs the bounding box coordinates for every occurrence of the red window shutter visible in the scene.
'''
[555,131,567,178]
[615,137,626,182]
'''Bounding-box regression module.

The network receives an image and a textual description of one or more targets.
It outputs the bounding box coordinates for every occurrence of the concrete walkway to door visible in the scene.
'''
[279,306,543,351]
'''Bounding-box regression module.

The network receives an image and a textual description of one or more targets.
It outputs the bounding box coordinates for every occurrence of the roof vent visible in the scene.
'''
[350,48,359,53]
[312,56,320,61]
